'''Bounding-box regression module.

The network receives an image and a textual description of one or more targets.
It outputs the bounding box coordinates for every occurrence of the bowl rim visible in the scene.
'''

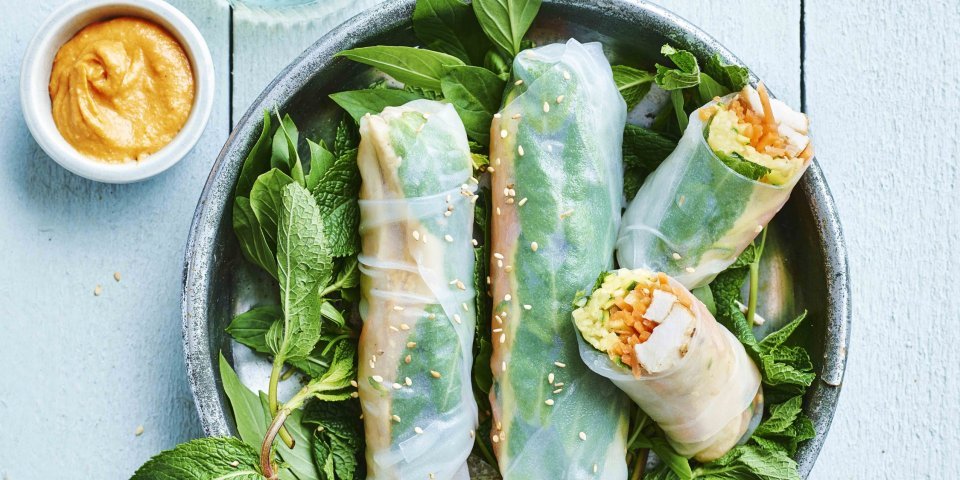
[19,0,215,184]
[182,0,850,476]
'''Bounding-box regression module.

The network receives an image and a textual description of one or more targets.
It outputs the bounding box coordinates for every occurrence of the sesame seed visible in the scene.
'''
[518,145,525,156]
[486,276,492,285]
[499,333,506,344]
[446,194,452,202]
[350,380,358,388]
[543,102,550,113]
[494,113,502,118]
[523,304,532,310]
[404,355,412,364]
[556,95,565,104]
[453,314,462,324]
[412,230,420,240]
[369,359,376,368]
[444,211,452,217]
[548,373,555,383]
[400,323,411,330]
[504,294,512,302]
[229,460,240,468]
[492,434,500,443]
[372,375,384,382]
[515,79,524,86]
[392,383,402,390]
[487,166,496,172]
[405,377,412,386]
[392,414,401,422]
[560,209,574,219]
[415,427,424,434]
[504,265,514,272]
[407,341,417,348]
[554,382,564,387]
[430,370,442,378]
[393,305,405,311]
[496,207,502,216]
[685,267,696,273]
[579,432,587,441]
[497,259,504,268]
[494,314,502,324]
[755,224,764,233]
[429,313,436,319]
[495,157,502,165]
[493,252,504,259]
[563,71,571,80]
[422,113,430,119]
[593,463,598,473]
[518,197,528,206]
[135,425,144,436]
[444,234,454,242]
[554,362,566,368]
[506,198,515,204]
[672,252,682,260]
[94,285,102,296]
[493,328,503,333]
[502,361,507,371]
[530,241,539,252]
[470,430,476,438]
[545,399,555,406]
[113,272,121,282]
[462,303,469,311]
[553,388,563,394]
[500,129,508,138]
[512,113,522,119]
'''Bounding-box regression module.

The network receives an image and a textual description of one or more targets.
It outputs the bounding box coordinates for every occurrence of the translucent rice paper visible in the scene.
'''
[616,99,810,289]
[489,39,630,480]
[577,271,763,462]
[356,100,478,480]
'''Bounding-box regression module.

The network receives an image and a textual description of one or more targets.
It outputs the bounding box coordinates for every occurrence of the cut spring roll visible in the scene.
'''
[489,39,630,479]
[357,100,478,479]
[617,85,813,288]
[574,268,763,462]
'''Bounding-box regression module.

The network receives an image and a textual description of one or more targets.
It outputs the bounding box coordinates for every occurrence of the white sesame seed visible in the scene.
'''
[504,294,512,302]
[545,399,555,406]
[593,463,598,473]
[579,432,587,441]
[496,207,502,216]
[430,370,442,378]
[444,234,454,242]
[472,239,479,246]
[392,383,402,390]
[487,166,495,172]
[496,421,503,431]
[506,198,515,204]
[400,323,411,330]
[469,430,476,438]
[553,388,563,394]
[543,102,550,113]
[515,79,524,86]
[503,187,510,196]
[372,375,384,382]
[456,280,466,290]
[672,252,682,260]
[500,129,508,138]
[493,252,504,259]
[407,341,417,348]
[518,145,525,156]
[369,359,376,368]
[554,382,564,387]
[487,276,492,285]
[493,328,503,333]
[444,210,452,217]
[501,361,507,371]
[563,71,571,80]
[453,314,462,324]
[530,241,539,252]
[422,113,430,119]
[389,325,399,332]
[494,113,501,118]
[446,194,452,202]
[412,230,420,240]
[415,427,424,434]
[755,224,764,233]
[393,305,405,311]
[512,113,522,119]
[556,95,565,104]
[685,267,696,273]
[497,259,503,268]
[523,304,532,310]
[554,362,566,368]
[462,303,469,311]
[405,377,412,386]
[404,355,412,364]
[492,434,500,443]
[504,265,513,272]
[495,157,502,165]
[350,380,358,388]
[499,333,506,344]
[548,373,555,383]
[560,209,574,219]
[429,313,437,320]
[392,414,401,422]
[350,392,359,398]
[518,197,528,206]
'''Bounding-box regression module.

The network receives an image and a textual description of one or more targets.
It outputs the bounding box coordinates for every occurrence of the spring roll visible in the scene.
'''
[357,100,478,479]
[617,86,813,288]
[489,39,630,479]
[574,268,763,462]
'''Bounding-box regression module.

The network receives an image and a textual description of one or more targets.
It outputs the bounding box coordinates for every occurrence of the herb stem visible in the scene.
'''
[629,448,649,480]
[260,408,290,480]
[475,435,498,469]
[268,357,295,448]
[746,229,768,326]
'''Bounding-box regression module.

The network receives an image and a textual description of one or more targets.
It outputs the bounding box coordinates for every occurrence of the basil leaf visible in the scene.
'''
[233,197,278,280]
[306,139,334,192]
[329,89,425,123]
[413,0,491,65]
[472,0,542,57]
[130,437,265,480]
[276,183,332,361]
[336,46,465,91]
[440,65,506,144]
[649,435,693,480]
[249,169,295,249]
[236,111,273,198]
[272,113,303,182]
[612,65,655,109]
[226,305,283,353]
[219,354,269,450]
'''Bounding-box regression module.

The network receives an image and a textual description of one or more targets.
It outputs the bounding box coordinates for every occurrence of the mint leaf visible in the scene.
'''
[236,111,273,198]
[226,305,283,354]
[131,437,264,480]
[336,46,465,91]
[233,197,278,280]
[612,65,655,109]
[413,0,492,65]
[759,311,807,351]
[440,65,506,144]
[311,129,361,258]
[655,44,701,91]
[755,396,803,437]
[277,183,331,361]
[306,140,335,192]
[305,341,357,402]
[329,89,425,123]
[715,151,771,182]
[472,0,542,57]
[249,169,295,249]
[303,399,365,480]
[704,54,749,91]
[622,125,677,198]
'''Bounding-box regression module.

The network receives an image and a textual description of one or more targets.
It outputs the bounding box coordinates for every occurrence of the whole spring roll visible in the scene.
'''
[574,268,763,462]
[617,86,813,288]
[357,100,478,479]
[489,39,630,479]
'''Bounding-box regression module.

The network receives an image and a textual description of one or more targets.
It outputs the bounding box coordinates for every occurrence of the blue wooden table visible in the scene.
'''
[0,1,956,478]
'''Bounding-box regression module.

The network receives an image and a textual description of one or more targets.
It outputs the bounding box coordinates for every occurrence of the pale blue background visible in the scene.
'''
[0,1,956,478]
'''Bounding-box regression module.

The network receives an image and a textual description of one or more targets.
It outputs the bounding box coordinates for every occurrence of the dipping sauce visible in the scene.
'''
[49,17,194,163]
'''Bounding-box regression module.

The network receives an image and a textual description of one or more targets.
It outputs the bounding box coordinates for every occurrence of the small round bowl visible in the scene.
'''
[20,0,215,184]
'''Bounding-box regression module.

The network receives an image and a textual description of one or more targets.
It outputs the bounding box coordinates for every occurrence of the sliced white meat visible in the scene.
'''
[739,85,809,133]
[635,304,695,373]
[643,289,678,323]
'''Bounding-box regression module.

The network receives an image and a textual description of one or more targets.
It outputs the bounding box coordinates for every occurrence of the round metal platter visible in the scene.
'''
[182,1,850,477]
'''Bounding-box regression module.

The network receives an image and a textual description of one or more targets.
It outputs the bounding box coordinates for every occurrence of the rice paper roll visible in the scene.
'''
[356,99,478,480]
[488,39,630,479]
[617,86,813,288]
[573,268,763,461]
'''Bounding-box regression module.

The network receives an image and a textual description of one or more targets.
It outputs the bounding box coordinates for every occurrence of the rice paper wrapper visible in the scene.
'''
[357,100,478,480]
[616,102,810,289]
[577,275,763,461]
[488,39,630,480]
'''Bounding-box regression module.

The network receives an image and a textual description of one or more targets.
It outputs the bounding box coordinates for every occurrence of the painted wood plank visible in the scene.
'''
[230,0,384,125]
[0,1,230,478]
[804,1,960,478]
[657,0,802,108]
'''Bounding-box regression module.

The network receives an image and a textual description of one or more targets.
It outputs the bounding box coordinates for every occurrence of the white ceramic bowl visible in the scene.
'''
[20,0,215,183]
